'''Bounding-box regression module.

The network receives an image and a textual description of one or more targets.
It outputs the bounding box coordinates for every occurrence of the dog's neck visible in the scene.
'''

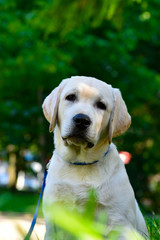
[69,144,110,165]
[54,126,110,164]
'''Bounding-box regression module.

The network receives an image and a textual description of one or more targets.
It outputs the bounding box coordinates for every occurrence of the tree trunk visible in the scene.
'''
[8,152,17,189]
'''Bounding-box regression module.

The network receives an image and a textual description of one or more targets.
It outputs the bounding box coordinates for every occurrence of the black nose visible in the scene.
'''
[73,114,91,130]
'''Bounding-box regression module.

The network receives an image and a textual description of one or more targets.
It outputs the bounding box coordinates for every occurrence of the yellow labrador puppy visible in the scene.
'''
[42,76,148,240]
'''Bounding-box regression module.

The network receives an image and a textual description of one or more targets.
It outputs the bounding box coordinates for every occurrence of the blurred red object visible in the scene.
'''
[119,151,132,164]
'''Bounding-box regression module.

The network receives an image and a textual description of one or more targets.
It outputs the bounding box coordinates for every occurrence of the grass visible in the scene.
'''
[0,188,43,217]
[44,202,160,240]
[0,188,160,240]
[146,215,160,240]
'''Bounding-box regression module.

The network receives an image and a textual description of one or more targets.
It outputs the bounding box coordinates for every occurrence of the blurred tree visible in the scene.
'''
[0,0,159,211]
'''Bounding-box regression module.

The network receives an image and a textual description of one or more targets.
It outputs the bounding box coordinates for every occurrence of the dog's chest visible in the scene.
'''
[44,159,110,205]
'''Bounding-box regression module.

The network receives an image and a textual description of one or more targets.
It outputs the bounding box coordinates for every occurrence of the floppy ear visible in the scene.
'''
[108,88,131,143]
[42,86,61,132]
[42,79,68,132]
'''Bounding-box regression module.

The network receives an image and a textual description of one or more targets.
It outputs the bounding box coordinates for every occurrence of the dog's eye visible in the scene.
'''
[65,94,77,102]
[96,101,107,110]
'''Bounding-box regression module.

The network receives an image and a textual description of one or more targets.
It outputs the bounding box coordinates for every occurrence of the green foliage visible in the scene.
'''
[146,215,160,240]
[0,188,43,216]
[44,204,160,240]
[0,0,159,211]
[44,192,146,240]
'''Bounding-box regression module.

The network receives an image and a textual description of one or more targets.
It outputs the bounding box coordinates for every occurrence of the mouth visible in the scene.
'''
[62,135,94,149]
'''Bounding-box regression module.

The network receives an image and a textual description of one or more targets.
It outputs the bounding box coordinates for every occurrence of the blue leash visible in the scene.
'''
[24,168,48,240]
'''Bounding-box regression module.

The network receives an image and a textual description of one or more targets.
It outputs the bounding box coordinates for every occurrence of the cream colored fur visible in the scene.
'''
[42,76,149,240]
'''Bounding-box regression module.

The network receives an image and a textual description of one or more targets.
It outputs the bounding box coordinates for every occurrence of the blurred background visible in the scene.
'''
[0,0,160,226]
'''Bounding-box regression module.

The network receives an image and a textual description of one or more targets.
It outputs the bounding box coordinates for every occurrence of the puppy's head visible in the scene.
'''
[42,76,131,150]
